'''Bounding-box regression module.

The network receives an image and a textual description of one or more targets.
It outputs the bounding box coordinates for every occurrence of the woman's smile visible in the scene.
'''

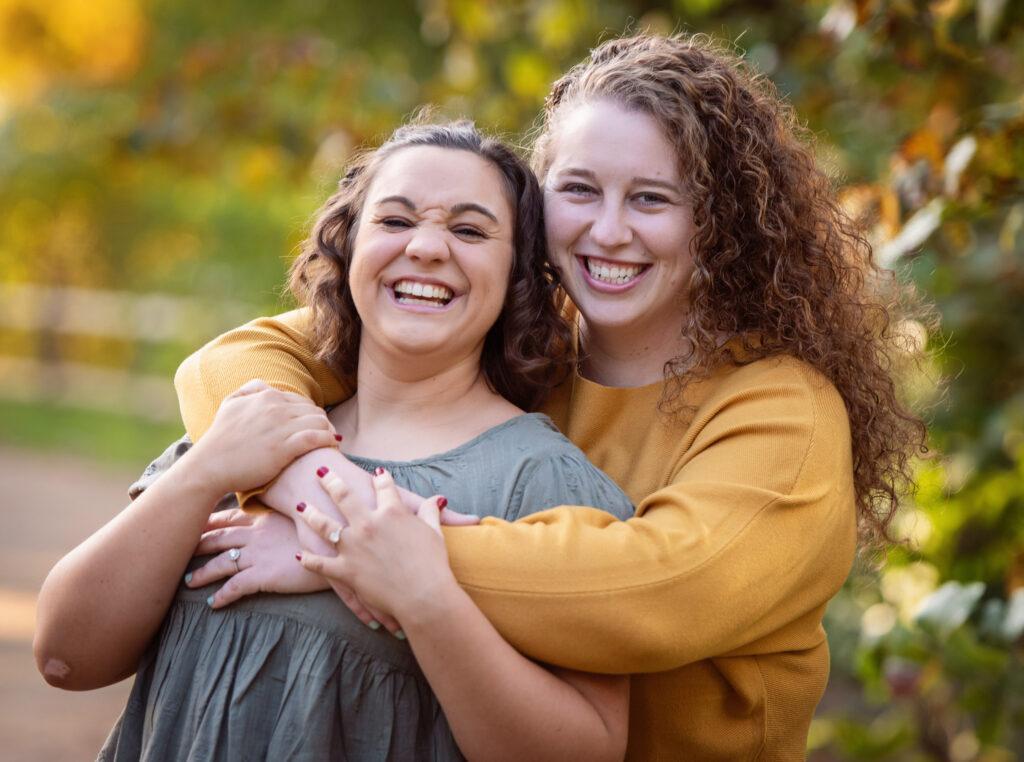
[388,276,458,311]
[576,255,652,292]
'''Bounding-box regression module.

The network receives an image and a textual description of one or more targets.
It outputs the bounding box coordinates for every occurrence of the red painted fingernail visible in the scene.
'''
[438,496,448,510]
[374,467,385,476]
[334,434,343,442]
[295,552,302,561]
[296,502,306,513]
[316,466,329,478]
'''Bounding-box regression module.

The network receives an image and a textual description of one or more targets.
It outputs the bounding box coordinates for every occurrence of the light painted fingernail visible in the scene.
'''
[184,572,193,585]
[206,595,215,607]
[368,620,381,631]
[394,629,406,641]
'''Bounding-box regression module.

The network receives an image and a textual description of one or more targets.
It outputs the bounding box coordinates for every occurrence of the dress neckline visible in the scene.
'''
[345,412,552,469]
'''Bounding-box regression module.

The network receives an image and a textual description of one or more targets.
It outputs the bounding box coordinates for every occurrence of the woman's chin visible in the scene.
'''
[573,301,651,336]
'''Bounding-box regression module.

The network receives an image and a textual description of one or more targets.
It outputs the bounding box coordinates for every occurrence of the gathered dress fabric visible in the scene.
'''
[98,413,634,762]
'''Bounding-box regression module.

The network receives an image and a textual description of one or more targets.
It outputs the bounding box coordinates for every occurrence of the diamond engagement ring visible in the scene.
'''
[328,528,342,544]
[228,547,241,573]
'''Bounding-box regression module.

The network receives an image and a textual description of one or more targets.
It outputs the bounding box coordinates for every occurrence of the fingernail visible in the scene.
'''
[368,620,381,631]
[206,595,215,607]
[394,629,406,641]
[184,572,193,584]
[374,467,385,476]
[316,466,329,478]
[295,552,303,561]
[334,434,343,442]
[437,496,448,510]
[296,501,306,513]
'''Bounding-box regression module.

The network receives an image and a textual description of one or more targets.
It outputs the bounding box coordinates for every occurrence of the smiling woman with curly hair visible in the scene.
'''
[168,33,928,760]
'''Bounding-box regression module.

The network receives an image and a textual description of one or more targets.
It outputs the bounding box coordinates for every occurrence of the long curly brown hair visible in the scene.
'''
[533,34,930,545]
[289,120,572,412]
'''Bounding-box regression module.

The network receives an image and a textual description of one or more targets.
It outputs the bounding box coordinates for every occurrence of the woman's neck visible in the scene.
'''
[331,342,522,461]
[577,317,691,388]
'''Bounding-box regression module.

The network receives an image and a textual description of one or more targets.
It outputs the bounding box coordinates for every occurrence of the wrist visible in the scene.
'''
[395,570,466,636]
[175,443,234,505]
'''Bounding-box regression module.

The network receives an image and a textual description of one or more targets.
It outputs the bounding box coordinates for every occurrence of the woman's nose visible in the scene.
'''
[589,202,633,248]
[404,228,451,262]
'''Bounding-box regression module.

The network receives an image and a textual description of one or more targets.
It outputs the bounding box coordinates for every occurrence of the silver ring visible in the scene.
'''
[328,528,341,544]
[228,547,241,573]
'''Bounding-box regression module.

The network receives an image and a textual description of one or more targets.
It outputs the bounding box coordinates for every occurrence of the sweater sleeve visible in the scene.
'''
[441,364,858,675]
[173,309,351,440]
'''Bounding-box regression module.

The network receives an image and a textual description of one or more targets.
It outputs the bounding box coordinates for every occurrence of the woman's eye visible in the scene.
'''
[380,217,413,230]
[635,192,669,206]
[561,183,596,196]
[453,226,486,240]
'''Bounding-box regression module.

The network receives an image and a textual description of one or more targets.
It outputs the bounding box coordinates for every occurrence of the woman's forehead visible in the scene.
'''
[367,146,513,220]
[546,100,681,183]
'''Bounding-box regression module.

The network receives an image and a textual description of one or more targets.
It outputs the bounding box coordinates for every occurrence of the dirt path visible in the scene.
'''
[0,445,140,761]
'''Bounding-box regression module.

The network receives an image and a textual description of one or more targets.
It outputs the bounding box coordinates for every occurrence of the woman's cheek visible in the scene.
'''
[544,200,585,268]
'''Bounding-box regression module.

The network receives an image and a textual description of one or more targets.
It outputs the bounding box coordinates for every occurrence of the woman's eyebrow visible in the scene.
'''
[450,202,498,223]
[632,177,682,193]
[373,196,498,223]
[556,168,681,193]
[375,195,416,209]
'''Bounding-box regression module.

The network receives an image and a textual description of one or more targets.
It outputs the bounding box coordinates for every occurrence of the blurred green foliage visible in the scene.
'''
[1,0,1022,758]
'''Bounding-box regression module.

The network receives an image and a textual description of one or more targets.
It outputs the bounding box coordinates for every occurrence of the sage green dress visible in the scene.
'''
[98,413,634,761]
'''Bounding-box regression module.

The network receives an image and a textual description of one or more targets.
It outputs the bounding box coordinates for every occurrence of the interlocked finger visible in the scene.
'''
[207,569,260,609]
[286,412,333,431]
[371,469,404,514]
[317,470,369,524]
[204,507,256,532]
[186,546,248,588]
[229,379,271,398]
[298,502,347,547]
[194,526,251,556]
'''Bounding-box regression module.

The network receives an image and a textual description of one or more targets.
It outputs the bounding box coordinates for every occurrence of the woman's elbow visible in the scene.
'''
[32,631,77,689]
[33,612,114,691]
[33,639,125,691]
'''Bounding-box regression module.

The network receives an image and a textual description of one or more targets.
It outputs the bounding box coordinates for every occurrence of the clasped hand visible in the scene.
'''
[187,468,457,635]
[296,467,457,624]
[186,380,471,633]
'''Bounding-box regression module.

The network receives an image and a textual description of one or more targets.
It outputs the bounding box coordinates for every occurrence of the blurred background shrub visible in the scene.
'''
[1,0,1021,758]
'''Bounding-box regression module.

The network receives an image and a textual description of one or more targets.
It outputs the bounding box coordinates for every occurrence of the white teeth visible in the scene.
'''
[397,295,439,306]
[392,279,454,304]
[585,259,644,284]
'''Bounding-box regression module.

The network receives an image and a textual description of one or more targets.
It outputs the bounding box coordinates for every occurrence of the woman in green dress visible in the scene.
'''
[34,120,634,761]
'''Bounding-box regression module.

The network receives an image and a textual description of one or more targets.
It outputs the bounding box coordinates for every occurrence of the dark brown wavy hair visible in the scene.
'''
[289,119,572,412]
[533,34,931,545]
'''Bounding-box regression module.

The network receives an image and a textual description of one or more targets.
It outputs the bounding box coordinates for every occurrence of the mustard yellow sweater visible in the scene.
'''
[175,309,858,761]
